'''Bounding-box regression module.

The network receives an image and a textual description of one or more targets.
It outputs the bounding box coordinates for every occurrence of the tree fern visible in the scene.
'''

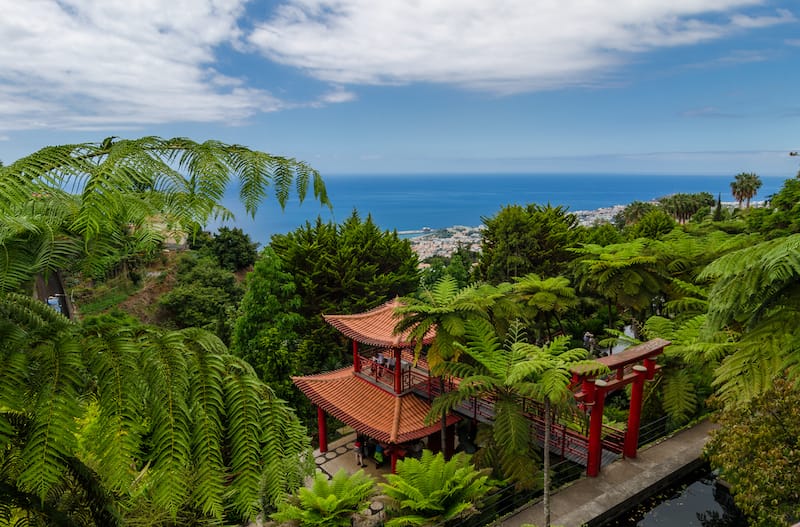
[0,136,329,293]
[698,233,800,403]
[381,451,492,527]
[661,369,697,425]
[272,469,375,527]
[1,137,322,524]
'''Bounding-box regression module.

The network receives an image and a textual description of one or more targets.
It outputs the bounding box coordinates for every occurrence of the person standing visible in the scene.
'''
[354,436,365,467]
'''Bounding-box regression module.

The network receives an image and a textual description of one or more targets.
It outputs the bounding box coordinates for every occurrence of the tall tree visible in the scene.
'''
[570,240,664,331]
[394,276,501,450]
[231,247,306,409]
[617,200,657,226]
[730,172,762,209]
[478,204,580,283]
[251,213,420,376]
[525,336,601,527]
[658,192,714,224]
[512,273,578,342]
[429,319,598,492]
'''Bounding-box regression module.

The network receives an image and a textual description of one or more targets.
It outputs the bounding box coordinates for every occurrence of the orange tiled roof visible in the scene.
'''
[293,368,458,444]
[323,298,436,348]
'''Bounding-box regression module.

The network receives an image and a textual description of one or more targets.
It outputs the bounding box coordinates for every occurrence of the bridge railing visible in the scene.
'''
[638,415,670,447]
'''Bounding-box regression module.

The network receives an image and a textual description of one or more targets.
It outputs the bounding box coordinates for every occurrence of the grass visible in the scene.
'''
[76,283,141,316]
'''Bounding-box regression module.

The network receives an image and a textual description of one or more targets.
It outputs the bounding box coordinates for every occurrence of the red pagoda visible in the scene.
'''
[292,298,460,472]
[293,298,670,477]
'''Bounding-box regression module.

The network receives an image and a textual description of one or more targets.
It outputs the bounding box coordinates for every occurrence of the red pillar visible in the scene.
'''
[390,450,399,473]
[394,348,402,393]
[643,358,657,379]
[317,407,328,453]
[624,365,648,458]
[353,340,361,372]
[587,379,608,477]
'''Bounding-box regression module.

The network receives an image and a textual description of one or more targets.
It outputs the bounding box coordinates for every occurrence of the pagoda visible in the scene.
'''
[292,298,459,472]
[294,298,671,477]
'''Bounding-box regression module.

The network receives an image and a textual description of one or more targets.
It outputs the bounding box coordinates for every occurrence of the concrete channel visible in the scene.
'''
[498,419,716,527]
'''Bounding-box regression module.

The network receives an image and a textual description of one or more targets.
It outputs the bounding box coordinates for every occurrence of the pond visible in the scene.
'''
[603,466,747,527]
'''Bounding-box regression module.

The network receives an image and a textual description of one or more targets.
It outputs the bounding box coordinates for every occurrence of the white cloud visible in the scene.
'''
[249,0,794,93]
[317,87,357,104]
[1,1,793,132]
[0,0,278,131]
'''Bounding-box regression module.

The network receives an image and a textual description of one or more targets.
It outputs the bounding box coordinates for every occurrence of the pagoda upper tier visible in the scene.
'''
[322,297,436,348]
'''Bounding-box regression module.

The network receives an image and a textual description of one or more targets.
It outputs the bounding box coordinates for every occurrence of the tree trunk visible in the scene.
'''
[440,378,447,458]
[543,397,552,527]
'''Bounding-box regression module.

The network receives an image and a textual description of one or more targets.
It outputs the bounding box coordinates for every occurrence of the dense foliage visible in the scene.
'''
[380,451,493,527]
[231,212,420,422]
[271,469,376,527]
[0,136,327,293]
[0,137,327,524]
[5,133,800,525]
[478,204,580,282]
[705,379,800,526]
[159,253,243,342]
[200,226,260,271]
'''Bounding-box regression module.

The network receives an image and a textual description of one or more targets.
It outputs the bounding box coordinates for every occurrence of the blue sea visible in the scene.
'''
[215,173,789,245]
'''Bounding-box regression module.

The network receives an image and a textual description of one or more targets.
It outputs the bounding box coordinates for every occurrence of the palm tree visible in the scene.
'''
[730,172,762,209]
[380,450,493,527]
[620,201,657,226]
[271,469,376,527]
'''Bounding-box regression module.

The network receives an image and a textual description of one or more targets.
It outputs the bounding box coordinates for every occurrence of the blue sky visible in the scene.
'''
[1,0,799,176]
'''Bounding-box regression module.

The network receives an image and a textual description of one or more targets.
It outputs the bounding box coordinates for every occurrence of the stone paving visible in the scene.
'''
[313,432,392,519]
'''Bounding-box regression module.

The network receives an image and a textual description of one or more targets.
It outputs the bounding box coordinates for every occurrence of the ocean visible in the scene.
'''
[215,173,789,245]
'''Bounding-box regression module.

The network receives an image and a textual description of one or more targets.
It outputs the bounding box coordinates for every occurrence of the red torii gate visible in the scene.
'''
[571,338,670,477]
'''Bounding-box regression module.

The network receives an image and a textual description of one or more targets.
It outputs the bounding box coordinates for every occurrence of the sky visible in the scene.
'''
[1,0,799,176]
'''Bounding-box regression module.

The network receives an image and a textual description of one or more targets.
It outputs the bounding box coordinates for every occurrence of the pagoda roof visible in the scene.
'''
[323,298,435,348]
[293,368,458,444]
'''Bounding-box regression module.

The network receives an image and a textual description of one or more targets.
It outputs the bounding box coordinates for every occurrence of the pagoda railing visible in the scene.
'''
[357,353,431,395]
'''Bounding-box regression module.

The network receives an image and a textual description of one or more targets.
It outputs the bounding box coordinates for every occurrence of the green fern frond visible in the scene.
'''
[662,370,697,424]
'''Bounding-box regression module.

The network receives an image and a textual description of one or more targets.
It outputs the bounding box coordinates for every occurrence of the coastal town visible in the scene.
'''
[409,204,626,260]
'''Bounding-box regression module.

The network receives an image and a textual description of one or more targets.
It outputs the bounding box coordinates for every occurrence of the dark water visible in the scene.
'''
[604,467,747,527]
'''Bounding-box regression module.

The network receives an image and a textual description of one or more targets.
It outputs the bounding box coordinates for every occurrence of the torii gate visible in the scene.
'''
[571,338,670,477]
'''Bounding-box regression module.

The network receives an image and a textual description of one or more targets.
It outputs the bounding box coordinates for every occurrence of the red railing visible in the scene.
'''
[357,354,432,394]
[355,353,626,461]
